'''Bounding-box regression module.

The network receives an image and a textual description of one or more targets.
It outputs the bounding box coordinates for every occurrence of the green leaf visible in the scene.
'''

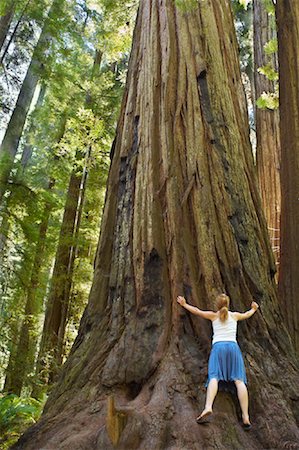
[262,0,275,15]
[257,64,278,81]
[264,38,278,55]
[238,0,252,9]
[256,91,279,110]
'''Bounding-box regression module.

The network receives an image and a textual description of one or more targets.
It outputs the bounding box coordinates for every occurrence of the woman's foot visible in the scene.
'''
[196,408,212,423]
[242,414,251,430]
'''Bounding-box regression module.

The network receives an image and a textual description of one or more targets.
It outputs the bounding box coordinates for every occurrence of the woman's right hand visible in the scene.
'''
[251,301,259,311]
[177,296,186,307]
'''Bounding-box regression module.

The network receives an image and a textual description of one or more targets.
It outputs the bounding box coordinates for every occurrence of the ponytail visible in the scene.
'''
[216,293,230,322]
[219,306,228,322]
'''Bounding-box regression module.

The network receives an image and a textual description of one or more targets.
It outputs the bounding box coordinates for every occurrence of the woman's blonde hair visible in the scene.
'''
[216,293,230,322]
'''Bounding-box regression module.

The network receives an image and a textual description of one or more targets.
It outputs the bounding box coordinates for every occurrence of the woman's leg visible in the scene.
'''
[235,380,250,424]
[197,378,218,420]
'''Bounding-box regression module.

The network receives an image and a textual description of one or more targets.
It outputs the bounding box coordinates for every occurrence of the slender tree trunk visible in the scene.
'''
[0,62,39,200]
[56,152,89,358]
[0,1,14,54]
[0,0,63,203]
[0,0,32,64]
[33,51,102,398]
[2,114,66,395]
[277,1,299,352]
[0,83,47,260]
[32,155,86,397]
[15,1,299,449]
[3,187,54,394]
[20,83,47,169]
[253,0,281,269]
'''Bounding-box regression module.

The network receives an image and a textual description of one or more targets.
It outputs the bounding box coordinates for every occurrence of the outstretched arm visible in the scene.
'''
[177,296,217,320]
[233,301,259,321]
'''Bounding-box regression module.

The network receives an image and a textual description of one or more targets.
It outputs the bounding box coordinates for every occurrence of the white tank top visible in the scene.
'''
[212,311,237,344]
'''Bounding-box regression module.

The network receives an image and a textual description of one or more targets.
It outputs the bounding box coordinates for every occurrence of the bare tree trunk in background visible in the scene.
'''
[14,1,299,449]
[33,50,102,398]
[0,0,32,64]
[3,184,55,395]
[55,152,89,355]
[0,66,39,201]
[277,0,299,353]
[0,1,14,53]
[3,113,66,395]
[0,83,47,260]
[20,83,47,169]
[253,0,281,270]
[0,0,64,203]
[32,153,87,398]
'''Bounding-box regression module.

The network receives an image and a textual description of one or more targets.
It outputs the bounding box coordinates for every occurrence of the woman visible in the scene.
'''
[177,293,259,430]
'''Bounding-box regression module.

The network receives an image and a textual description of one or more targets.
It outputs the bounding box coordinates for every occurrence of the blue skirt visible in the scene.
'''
[205,341,247,387]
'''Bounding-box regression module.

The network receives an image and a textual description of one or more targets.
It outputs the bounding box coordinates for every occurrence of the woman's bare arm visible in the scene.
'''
[177,296,217,320]
[233,301,259,321]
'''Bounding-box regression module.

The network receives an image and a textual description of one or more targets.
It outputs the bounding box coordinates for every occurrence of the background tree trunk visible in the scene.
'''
[3,186,54,395]
[33,50,102,397]
[32,153,87,397]
[0,0,32,64]
[0,1,14,53]
[0,70,39,201]
[253,0,281,269]
[2,114,66,395]
[0,83,47,259]
[14,1,299,449]
[20,83,47,169]
[277,0,299,352]
[0,0,63,203]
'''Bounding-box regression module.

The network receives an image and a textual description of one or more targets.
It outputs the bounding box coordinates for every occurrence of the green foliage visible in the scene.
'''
[256,90,279,110]
[0,0,138,396]
[262,0,275,15]
[257,63,278,81]
[264,38,278,55]
[238,0,252,10]
[0,394,45,449]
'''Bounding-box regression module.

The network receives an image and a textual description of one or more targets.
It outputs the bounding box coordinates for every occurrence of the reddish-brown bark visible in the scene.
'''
[277,0,299,353]
[253,0,281,269]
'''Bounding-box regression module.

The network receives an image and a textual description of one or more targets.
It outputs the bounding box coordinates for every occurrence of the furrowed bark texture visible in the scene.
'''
[277,0,299,353]
[253,0,281,268]
[15,1,299,449]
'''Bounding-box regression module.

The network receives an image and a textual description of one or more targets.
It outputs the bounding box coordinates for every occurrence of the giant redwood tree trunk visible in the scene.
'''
[277,1,299,353]
[15,1,299,449]
[253,0,281,268]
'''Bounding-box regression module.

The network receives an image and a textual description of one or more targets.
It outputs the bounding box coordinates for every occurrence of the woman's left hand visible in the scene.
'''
[251,301,259,311]
[177,296,186,306]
